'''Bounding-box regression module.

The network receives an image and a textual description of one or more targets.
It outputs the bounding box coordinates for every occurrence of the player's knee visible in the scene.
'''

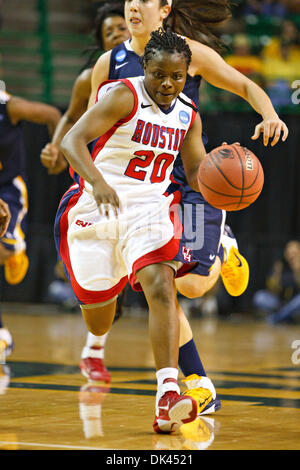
[82,314,111,336]
[80,300,116,336]
[88,324,110,336]
[180,284,206,299]
[138,267,174,307]
[176,275,210,299]
[0,245,14,265]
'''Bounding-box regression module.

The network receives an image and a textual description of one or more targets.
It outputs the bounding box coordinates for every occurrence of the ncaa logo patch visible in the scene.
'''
[179,110,190,124]
[115,50,127,63]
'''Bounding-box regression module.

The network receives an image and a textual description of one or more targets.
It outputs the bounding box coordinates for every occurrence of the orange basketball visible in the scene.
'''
[197,143,264,211]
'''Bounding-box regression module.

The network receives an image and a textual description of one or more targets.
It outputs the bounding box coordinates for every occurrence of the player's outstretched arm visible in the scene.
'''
[7,96,61,137]
[180,112,206,192]
[190,41,289,147]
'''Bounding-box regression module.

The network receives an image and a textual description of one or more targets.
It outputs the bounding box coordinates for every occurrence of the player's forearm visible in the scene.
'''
[50,113,75,149]
[45,108,63,138]
[243,80,279,120]
[186,167,201,192]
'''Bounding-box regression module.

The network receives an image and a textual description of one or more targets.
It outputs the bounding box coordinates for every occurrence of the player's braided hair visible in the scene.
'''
[142,28,192,68]
[162,0,232,54]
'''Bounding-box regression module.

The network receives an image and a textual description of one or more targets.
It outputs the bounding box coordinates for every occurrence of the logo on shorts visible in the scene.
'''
[179,110,190,125]
[75,219,93,228]
[182,246,192,262]
[115,50,127,63]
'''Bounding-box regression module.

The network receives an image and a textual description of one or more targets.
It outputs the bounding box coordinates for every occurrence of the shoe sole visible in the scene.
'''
[79,365,111,384]
[154,397,197,434]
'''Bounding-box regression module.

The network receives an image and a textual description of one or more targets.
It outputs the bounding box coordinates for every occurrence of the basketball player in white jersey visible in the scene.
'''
[55,30,212,434]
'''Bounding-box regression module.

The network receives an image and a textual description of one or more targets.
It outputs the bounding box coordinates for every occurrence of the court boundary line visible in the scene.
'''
[0,440,113,450]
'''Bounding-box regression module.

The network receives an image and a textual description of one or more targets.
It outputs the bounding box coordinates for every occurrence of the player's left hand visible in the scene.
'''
[0,199,11,237]
[251,116,289,147]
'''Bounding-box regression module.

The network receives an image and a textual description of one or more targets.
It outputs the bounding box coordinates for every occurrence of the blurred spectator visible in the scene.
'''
[262,19,300,59]
[243,0,288,18]
[262,33,300,108]
[283,0,300,14]
[225,34,264,86]
[253,240,300,323]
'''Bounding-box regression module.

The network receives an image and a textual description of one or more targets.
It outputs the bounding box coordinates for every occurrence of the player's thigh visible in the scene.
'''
[55,187,128,301]
[175,186,226,272]
[176,257,221,298]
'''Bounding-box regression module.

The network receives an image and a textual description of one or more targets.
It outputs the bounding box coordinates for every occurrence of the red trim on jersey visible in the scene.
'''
[59,187,128,304]
[169,173,182,185]
[90,78,139,165]
[188,100,198,131]
[129,190,182,291]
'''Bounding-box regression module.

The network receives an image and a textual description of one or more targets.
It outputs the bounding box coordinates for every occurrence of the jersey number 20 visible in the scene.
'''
[124,150,174,183]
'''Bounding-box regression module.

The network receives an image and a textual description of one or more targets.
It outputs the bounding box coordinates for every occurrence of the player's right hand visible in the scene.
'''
[92,180,120,218]
[40,143,59,169]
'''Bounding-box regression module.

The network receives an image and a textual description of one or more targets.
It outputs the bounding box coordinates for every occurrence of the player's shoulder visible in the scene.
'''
[74,68,93,92]
[77,68,93,83]
[93,50,112,74]
[97,77,139,103]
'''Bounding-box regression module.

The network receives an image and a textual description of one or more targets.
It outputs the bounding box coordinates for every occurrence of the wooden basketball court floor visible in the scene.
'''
[0,304,299,451]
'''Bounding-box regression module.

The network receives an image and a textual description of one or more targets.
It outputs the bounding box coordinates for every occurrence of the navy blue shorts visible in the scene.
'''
[167,170,226,277]
[0,175,28,253]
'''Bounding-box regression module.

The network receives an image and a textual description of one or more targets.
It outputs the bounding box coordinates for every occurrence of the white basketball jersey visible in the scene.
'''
[86,76,197,205]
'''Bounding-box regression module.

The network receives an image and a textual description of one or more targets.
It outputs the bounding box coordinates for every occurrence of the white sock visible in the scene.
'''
[155,367,180,412]
[81,332,108,359]
[86,332,108,348]
[221,235,238,262]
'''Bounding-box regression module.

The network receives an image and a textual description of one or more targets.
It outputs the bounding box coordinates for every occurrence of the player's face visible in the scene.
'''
[144,51,188,109]
[102,16,130,51]
[125,0,170,39]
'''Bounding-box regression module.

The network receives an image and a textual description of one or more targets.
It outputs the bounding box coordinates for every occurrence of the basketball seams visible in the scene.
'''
[198,175,262,198]
[197,144,264,211]
[231,144,245,209]
[232,144,261,191]
[209,151,243,191]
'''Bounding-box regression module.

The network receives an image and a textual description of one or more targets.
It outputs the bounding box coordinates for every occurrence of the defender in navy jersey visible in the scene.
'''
[0,90,61,284]
[0,89,61,380]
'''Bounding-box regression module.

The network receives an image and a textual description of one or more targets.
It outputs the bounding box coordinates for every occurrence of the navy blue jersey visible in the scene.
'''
[0,92,26,185]
[108,40,208,186]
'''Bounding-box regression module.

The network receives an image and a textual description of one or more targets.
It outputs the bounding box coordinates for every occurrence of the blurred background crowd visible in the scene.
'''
[1,0,299,113]
[200,0,300,113]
